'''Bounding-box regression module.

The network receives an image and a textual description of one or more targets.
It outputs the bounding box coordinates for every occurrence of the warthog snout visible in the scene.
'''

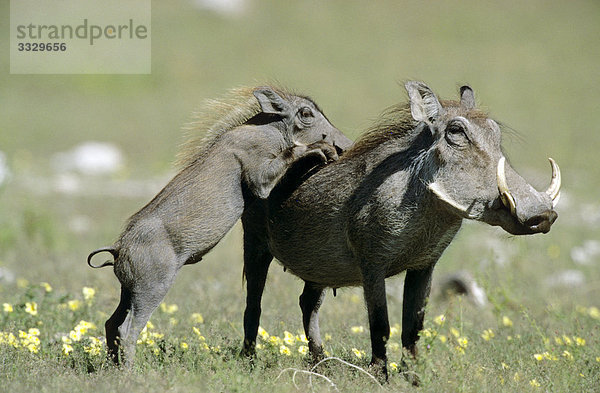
[495,156,561,235]
[522,209,558,234]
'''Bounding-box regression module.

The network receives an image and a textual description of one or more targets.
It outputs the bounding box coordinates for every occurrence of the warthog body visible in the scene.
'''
[241,82,560,380]
[88,86,352,365]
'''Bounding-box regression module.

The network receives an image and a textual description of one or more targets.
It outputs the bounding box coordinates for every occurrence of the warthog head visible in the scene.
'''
[253,88,353,153]
[406,81,560,235]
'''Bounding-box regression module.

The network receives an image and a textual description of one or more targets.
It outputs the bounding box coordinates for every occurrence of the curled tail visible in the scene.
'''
[87,246,119,268]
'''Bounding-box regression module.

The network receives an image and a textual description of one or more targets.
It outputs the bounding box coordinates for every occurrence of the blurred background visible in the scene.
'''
[0,0,599,350]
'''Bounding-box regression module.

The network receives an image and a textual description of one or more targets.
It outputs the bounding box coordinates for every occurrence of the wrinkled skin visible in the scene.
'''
[88,86,350,367]
[241,82,559,383]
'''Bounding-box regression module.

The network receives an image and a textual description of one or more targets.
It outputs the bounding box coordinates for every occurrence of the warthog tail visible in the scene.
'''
[87,247,118,268]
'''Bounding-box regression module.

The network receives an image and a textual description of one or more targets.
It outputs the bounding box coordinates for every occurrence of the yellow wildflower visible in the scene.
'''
[84,336,103,356]
[75,320,96,334]
[574,337,585,346]
[450,327,460,338]
[455,345,465,355]
[390,325,399,338]
[67,299,81,311]
[324,333,332,341]
[257,326,269,340]
[420,328,432,338]
[160,303,178,314]
[180,342,189,350]
[529,379,541,388]
[389,362,398,372]
[501,362,510,370]
[298,345,308,355]
[40,282,52,292]
[502,316,513,327]
[596,356,600,363]
[25,302,38,316]
[17,278,29,288]
[562,350,574,361]
[351,325,364,334]
[296,333,308,343]
[268,336,281,346]
[146,321,155,330]
[82,287,95,301]
[3,303,13,313]
[279,345,291,356]
[554,336,563,345]
[481,329,494,341]
[190,313,204,324]
[192,326,205,340]
[351,348,364,359]
[69,329,83,342]
[562,335,572,346]
[438,335,447,343]
[589,306,600,320]
[28,328,40,336]
[534,353,544,361]
[283,331,295,346]
[457,337,468,348]
[62,343,74,356]
[434,314,446,325]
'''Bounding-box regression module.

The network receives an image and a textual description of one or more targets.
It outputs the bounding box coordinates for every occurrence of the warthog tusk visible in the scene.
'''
[497,157,517,216]
[545,158,561,208]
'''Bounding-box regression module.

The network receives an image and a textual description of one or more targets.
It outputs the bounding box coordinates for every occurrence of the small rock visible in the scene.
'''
[0,267,16,284]
[544,270,585,288]
[0,151,10,186]
[570,240,600,266]
[191,0,247,16]
[52,142,124,176]
[438,270,488,308]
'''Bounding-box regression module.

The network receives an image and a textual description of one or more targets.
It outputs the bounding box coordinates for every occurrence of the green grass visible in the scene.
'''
[1,0,600,391]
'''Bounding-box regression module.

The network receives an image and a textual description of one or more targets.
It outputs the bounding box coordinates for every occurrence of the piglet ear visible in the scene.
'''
[253,87,291,116]
[460,85,476,110]
[405,81,443,123]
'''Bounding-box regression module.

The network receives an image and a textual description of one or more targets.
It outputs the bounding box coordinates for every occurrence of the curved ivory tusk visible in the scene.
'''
[497,157,517,216]
[545,158,561,208]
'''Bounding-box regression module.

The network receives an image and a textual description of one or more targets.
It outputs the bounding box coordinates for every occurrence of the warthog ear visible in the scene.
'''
[405,81,443,124]
[460,86,476,110]
[253,87,291,117]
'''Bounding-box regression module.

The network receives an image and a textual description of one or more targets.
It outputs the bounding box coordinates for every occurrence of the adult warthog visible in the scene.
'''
[241,81,560,381]
[87,85,352,366]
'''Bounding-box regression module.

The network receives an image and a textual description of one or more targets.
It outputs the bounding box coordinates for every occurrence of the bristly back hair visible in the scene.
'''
[175,85,293,169]
[343,99,489,159]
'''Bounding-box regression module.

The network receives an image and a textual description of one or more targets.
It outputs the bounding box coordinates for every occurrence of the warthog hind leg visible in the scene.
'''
[240,234,272,357]
[299,282,326,362]
[360,265,390,382]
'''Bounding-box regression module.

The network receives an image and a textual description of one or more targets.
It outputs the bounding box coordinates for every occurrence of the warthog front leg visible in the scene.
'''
[299,282,326,362]
[400,264,435,386]
[360,265,390,381]
[401,265,434,356]
[250,141,338,199]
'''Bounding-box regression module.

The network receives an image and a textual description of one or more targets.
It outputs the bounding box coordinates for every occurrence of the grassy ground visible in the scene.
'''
[1,0,599,391]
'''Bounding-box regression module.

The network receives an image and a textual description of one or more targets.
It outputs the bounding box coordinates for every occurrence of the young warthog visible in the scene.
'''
[241,81,560,381]
[87,86,352,365]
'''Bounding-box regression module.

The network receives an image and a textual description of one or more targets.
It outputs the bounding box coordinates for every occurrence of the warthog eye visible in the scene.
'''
[445,121,469,147]
[299,107,313,119]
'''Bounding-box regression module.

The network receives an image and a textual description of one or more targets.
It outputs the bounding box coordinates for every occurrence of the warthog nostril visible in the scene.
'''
[524,210,558,233]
